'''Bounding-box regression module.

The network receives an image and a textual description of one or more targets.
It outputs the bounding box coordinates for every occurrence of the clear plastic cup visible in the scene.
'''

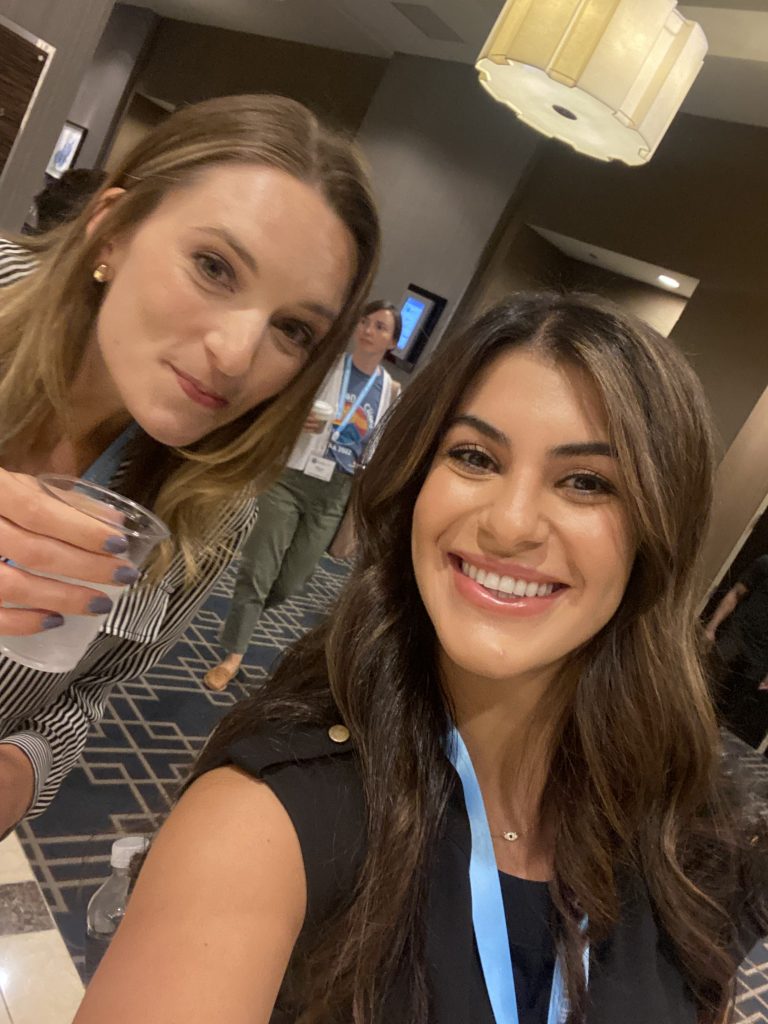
[0,475,169,673]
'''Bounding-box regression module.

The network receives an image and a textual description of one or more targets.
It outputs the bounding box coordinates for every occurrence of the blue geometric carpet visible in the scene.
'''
[18,553,350,981]
[15,557,768,1021]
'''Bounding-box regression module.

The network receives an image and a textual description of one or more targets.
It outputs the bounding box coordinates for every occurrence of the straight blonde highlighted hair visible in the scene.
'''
[0,95,380,579]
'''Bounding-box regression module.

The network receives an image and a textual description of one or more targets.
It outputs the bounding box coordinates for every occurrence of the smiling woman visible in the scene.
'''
[78,293,767,1024]
[412,353,635,684]
[0,94,379,830]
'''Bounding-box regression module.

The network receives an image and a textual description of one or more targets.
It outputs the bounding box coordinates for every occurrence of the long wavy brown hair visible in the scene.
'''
[0,95,379,579]
[196,292,767,1023]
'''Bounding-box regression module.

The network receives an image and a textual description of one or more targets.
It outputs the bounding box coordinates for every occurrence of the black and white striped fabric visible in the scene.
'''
[0,238,38,287]
[0,245,258,818]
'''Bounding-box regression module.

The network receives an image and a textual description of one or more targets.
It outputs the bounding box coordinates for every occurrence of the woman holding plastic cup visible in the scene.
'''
[0,94,379,831]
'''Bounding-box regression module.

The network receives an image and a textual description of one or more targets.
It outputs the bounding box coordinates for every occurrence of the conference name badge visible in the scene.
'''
[303,455,335,482]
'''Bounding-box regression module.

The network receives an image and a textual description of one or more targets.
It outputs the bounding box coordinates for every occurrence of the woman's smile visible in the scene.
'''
[448,553,570,618]
[411,348,634,683]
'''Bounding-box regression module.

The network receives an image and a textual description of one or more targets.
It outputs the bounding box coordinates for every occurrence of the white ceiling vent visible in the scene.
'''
[391,3,463,43]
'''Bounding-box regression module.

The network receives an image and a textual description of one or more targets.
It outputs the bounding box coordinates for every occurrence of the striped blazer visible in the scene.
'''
[0,242,258,817]
[0,239,37,286]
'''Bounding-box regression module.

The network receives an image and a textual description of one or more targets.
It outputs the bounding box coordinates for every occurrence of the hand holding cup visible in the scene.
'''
[0,474,168,672]
[303,400,335,435]
[0,469,141,636]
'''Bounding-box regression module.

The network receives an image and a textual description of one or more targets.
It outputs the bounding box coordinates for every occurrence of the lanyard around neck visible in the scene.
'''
[446,726,589,1024]
[82,422,139,487]
[332,354,381,439]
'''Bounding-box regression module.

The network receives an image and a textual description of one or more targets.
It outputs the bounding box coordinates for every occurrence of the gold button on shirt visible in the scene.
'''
[328,724,350,744]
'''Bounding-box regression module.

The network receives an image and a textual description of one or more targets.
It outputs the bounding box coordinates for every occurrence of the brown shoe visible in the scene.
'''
[203,662,240,691]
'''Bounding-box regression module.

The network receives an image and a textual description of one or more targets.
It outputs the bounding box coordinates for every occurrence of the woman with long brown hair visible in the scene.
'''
[75,293,766,1024]
[0,94,379,832]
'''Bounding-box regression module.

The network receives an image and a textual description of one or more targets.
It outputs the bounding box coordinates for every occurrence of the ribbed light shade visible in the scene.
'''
[477,0,708,165]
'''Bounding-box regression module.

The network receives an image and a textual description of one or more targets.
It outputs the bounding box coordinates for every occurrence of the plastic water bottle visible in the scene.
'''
[85,836,149,981]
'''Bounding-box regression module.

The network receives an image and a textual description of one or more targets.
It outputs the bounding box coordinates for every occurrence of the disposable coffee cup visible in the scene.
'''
[0,475,169,673]
[310,400,335,425]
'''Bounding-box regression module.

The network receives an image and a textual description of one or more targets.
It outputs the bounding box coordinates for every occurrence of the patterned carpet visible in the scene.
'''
[18,553,350,980]
[15,557,768,1020]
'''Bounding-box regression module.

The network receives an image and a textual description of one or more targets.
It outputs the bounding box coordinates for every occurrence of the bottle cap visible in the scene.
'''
[110,835,149,870]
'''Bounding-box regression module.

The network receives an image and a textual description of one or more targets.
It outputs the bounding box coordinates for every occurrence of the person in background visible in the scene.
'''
[203,299,402,690]
[3,170,109,286]
[76,293,766,1024]
[0,93,379,833]
[706,554,768,747]
[27,168,109,235]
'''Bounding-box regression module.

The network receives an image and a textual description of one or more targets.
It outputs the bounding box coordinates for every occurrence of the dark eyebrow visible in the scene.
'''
[448,415,617,458]
[450,414,509,445]
[197,226,257,274]
[551,441,617,458]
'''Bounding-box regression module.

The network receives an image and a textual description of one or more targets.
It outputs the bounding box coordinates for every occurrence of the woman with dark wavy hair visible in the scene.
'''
[76,293,767,1024]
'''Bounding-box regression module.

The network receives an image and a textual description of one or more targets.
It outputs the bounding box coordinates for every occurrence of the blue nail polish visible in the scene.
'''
[42,614,64,630]
[113,565,139,585]
[103,535,129,555]
[88,596,114,615]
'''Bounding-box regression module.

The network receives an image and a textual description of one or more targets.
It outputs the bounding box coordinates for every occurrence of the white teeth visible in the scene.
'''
[459,559,559,599]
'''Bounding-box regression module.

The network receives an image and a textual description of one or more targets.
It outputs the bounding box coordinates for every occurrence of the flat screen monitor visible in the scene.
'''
[387,285,445,372]
[397,295,432,356]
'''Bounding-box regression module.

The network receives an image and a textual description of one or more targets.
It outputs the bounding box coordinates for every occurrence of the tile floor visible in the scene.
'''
[0,833,83,1024]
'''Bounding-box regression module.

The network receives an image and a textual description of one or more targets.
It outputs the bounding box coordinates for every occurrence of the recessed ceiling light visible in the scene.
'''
[657,274,680,289]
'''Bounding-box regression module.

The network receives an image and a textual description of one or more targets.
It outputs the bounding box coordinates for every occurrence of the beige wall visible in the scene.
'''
[138,18,387,135]
[68,3,158,169]
[707,388,768,591]
[466,223,686,337]
[0,0,116,230]
[567,264,688,338]
[105,92,167,173]
[356,54,541,378]
[484,115,768,451]
[461,114,768,590]
[469,225,573,313]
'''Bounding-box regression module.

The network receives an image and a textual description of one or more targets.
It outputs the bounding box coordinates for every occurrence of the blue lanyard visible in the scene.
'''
[82,422,139,487]
[331,355,380,441]
[446,726,589,1024]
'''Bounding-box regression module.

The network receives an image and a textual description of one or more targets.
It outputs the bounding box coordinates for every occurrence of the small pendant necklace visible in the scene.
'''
[490,824,535,843]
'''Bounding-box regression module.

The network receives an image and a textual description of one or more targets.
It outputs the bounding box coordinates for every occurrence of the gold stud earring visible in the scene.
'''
[92,263,112,284]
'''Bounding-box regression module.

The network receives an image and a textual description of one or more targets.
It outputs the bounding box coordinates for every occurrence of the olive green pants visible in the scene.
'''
[220,467,352,655]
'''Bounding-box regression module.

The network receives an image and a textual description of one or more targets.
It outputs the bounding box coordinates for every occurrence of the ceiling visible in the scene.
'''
[532,226,700,299]
[128,0,768,128]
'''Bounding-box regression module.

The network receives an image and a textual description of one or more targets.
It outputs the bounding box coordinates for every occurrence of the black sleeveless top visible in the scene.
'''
[202,723,754,1024]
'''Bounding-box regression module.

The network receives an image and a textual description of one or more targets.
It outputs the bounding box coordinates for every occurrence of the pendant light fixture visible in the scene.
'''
[477,0,708,165]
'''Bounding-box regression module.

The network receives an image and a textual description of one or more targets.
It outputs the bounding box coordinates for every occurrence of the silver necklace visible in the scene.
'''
[490,824,534,843]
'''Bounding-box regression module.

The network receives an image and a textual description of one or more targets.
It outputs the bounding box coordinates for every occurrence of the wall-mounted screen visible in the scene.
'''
[387,284,446,373]
[397,295,431,355]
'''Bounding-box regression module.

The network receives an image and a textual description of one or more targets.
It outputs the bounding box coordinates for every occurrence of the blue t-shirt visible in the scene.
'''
[325,363,384,476]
